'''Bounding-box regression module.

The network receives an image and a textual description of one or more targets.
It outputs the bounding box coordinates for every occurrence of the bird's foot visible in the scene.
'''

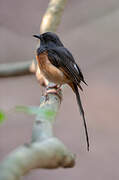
[46,84,61,90]
[44,85,62,102]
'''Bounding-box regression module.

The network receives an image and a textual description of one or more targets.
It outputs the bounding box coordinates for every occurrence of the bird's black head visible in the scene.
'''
[33,32,64,47]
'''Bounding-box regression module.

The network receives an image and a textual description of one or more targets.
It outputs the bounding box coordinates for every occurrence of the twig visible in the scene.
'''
[0,60,36,77]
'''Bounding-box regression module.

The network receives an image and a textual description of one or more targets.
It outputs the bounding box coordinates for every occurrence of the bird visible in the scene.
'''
[33,32,89,151]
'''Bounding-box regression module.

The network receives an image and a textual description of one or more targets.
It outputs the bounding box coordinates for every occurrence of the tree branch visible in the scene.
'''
[40,0,67,33]
[0,60,36,77]
[0,90,75,180]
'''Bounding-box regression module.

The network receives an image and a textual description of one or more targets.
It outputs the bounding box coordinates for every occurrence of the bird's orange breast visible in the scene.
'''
[36,53,69,84]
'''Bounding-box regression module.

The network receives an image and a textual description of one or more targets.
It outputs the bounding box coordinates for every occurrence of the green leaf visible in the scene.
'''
[0,110,6,123]
[15,106,40,115]
[15,105,56,122]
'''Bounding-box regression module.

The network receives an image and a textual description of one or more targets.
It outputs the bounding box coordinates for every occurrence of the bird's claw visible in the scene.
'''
[44,85,62,102]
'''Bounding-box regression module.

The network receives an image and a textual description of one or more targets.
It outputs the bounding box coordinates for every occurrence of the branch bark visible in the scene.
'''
[0,60,36,77]
[40,0,67,33]
[0,90,75,180]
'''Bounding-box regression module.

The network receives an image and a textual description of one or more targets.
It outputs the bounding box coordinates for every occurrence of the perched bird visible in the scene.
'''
[33,32,89,151]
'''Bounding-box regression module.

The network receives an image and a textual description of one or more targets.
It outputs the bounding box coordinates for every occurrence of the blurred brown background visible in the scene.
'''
[0,0,119,179]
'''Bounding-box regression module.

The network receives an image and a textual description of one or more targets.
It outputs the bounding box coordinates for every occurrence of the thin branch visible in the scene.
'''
[40,0,67,33]
[0,60,36,77]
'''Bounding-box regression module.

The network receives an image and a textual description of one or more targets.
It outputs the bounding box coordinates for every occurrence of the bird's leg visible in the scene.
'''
[46,84,59,90]
[46,84,62,91]
[44,84,62,102]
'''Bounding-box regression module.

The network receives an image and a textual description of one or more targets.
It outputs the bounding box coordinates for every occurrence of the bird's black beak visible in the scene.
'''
[33,34,41,39]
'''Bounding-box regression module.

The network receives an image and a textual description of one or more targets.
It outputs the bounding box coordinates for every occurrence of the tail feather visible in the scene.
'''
[72,82,89,151]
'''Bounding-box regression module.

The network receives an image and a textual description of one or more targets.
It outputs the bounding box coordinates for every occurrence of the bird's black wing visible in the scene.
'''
[47,47,86,85]
[48,47,89,151]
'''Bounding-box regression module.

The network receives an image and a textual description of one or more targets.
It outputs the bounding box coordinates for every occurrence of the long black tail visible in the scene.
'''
[73,82,89,151]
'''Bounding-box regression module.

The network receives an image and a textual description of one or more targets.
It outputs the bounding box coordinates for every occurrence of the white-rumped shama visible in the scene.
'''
[33,32,89,151]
